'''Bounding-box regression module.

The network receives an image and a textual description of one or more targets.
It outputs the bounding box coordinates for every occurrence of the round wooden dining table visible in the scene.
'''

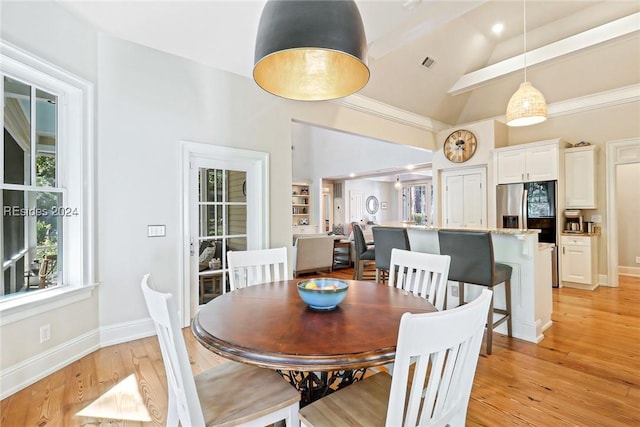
[191,279,437,405]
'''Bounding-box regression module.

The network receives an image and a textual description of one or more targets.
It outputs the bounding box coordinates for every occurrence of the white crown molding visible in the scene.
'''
[493,84,640,124]
[547,84,640,117]
[338,84,639,132]
[449,12,640,95]
[333,93,451,132]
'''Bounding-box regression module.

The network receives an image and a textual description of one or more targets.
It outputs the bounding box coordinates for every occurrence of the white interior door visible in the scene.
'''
[181,142,268,325]
[350,191,363,222]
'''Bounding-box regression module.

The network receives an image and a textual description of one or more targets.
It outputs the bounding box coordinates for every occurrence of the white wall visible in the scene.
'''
[343,179,397,224]
[292,122,433,180]
[292,122,432,227]
[0,0,100,385]
[616,162,640,269]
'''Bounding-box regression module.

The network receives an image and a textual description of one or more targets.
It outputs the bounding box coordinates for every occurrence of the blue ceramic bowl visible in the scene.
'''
[297,278,349,311]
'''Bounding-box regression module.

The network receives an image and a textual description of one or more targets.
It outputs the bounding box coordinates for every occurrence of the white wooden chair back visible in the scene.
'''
[140,274,205,426]
[386,289,492,426]
[388,248,451,310]
[227,247,289,291]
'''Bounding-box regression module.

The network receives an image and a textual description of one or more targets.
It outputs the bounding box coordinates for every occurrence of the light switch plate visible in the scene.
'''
[148,225,166,237]
[590,215,602,223]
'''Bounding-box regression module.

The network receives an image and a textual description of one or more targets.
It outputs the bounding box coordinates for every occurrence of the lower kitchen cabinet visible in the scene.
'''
[560,234,598,289]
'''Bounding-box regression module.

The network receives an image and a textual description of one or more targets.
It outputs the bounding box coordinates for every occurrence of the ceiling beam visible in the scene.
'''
[448,12,640,95]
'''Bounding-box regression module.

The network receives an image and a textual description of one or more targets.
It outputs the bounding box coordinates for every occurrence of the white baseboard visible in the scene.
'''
[598,274,610,287]
[0,329,100,400]
[619,266,640,278]
[99,317,156,348]
[0,317,156,400]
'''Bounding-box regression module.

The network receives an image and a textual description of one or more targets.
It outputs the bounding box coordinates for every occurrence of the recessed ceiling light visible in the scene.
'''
[492,22,505,35]
[349,172,356,178]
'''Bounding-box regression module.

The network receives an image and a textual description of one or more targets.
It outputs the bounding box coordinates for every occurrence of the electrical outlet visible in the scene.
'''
[40,324,51,343]
[636,256,640,264]
[591,215,602,223]
[451,284,459,297]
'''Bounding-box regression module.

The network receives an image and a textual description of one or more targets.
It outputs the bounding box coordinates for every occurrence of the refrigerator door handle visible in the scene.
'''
[522,189,528,230]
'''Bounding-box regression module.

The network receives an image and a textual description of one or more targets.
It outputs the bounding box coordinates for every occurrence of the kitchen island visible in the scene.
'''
[395,226,553,344]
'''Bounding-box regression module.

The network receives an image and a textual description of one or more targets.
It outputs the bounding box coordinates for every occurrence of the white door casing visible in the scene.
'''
[606,137,640,287]
[180,141,268,325]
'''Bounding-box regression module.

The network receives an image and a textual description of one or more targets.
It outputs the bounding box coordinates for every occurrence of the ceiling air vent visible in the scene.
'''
[421,56,435,69]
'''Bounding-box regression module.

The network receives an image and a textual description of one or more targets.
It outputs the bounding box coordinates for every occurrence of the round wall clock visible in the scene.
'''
[443,129,477,163]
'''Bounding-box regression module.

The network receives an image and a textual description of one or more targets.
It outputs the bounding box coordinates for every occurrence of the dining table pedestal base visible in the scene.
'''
[277,368,367,407]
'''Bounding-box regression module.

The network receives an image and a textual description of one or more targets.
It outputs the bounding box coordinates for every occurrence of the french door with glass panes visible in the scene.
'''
[195,167,246,305]
[184,144,268,323]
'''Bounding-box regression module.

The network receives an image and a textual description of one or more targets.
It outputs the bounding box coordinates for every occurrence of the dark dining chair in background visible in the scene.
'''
[437,230,513,355]
[352,223,376,280]
[372,226,410,283]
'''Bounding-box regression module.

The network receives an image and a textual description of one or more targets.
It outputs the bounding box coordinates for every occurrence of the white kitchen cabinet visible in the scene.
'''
[560,235,598,288]
[496,141,560,184]
[564,145,597,209]
[442,168,486,229]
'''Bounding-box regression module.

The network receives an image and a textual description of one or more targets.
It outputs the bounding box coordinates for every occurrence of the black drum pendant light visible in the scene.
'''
[253,0,370,101]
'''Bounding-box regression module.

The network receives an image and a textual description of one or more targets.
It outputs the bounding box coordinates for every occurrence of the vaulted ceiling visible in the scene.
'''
[59,0,640,128]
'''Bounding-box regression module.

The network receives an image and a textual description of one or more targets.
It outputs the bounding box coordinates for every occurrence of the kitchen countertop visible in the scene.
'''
[560,232,600,237]
[381,223,541,235]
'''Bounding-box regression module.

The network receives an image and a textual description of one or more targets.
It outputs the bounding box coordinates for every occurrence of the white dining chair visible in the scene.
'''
[388,248,451,311]
[227,247,289,291]
[299,289,492,427]
[141,274,300,426]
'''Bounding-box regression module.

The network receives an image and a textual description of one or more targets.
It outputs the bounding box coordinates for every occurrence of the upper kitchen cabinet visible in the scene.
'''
[564,145,598,209]
[495,139,568,184]
[442,167,486,229]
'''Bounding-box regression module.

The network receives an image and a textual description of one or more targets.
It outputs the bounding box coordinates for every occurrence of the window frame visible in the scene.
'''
[0,41,95,324]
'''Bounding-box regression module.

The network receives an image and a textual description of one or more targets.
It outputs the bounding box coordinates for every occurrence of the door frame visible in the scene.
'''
[606,137,640,287]
[179,141,269,325]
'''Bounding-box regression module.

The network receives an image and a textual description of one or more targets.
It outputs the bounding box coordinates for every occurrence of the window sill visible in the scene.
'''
[0,284,99,326]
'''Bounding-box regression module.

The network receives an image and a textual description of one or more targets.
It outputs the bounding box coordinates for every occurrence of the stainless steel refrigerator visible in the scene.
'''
[496,181,558,287]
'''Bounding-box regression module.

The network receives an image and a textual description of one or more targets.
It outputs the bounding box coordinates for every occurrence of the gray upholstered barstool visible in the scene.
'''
[372,226,411,283]
[352,223,376,280]
[437,230,512,355]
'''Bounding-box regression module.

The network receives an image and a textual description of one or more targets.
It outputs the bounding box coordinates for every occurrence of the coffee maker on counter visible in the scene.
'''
[564,209,584,233]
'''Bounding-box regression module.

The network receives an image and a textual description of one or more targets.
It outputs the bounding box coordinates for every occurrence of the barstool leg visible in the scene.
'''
[486,288,495,355]
[505,279,513,337]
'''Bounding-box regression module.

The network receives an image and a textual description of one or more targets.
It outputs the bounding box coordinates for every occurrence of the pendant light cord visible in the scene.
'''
[523,0,527,82]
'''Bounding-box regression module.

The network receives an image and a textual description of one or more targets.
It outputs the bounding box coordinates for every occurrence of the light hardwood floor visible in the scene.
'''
[1,272,638,426]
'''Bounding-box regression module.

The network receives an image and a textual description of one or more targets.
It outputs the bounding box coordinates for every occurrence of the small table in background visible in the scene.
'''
[198,270,224,304]
[332,239,351,269]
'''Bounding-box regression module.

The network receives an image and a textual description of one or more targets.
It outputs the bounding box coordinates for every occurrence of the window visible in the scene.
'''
[402,182,433,225]
[3,77,63,298]
[1,42,94,307]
